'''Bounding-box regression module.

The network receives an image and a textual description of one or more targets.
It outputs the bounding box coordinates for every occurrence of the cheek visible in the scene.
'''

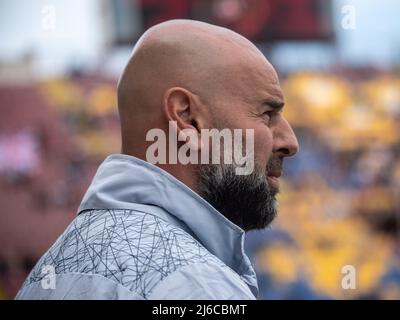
[253,126,274,167]
[217,109,273,166]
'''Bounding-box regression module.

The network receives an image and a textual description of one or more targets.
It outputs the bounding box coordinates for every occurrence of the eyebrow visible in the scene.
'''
[262,99,285,112]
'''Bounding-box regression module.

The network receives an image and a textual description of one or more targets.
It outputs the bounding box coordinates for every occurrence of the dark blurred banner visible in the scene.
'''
[138,0,333,42]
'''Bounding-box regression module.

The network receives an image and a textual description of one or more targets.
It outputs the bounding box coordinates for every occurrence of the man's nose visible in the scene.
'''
[272,116,299,157]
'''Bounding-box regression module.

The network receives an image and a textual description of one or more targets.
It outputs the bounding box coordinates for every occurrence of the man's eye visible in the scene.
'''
[262,110,274,119]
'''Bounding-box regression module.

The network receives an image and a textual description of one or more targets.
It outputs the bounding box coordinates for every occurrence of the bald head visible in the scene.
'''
[118,19,269,104]
[117,19,278,156]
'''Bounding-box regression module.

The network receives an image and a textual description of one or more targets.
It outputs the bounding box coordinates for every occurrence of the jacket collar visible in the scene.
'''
[78,154,258,297]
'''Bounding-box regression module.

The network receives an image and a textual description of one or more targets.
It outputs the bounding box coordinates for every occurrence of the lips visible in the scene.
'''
[267,171,282,179]
[266,170,282,192]
[266,176,280,193]
[266,157,283,192]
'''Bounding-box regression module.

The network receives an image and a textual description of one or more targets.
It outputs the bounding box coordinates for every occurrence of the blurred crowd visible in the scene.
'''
[0,70,399,299]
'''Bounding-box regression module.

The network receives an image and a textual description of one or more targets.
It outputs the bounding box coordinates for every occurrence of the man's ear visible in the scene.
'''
[163,87,204,151]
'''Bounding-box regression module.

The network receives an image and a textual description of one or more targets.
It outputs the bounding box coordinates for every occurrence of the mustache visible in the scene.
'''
[266,156,283,175]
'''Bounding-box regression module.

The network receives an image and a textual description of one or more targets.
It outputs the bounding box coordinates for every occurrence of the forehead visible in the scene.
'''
[235,55,284,104]
[203,36,284,105]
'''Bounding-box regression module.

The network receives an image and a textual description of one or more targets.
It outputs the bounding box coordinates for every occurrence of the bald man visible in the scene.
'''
[16,20,298,300]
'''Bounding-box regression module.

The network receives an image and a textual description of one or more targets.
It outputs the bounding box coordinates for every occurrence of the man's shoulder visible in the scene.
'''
[20,209,223,299]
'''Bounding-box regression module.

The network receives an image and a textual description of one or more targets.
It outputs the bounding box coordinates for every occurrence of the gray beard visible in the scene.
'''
[197,163,278,231]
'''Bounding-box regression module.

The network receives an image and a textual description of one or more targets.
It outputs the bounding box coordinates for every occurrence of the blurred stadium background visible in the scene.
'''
[0,0,399,299]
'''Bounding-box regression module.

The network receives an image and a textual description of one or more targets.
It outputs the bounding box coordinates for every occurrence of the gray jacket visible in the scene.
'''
[16,154,258,299]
